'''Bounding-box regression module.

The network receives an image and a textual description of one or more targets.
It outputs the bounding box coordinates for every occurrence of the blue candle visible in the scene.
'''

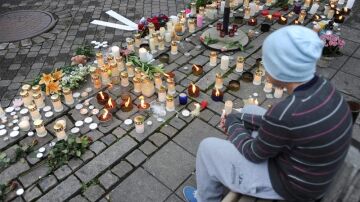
[179,93,188,105]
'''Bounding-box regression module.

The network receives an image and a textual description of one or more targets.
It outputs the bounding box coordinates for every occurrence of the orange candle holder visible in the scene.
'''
[248,18,257,26]
[98,109,113,126]
[97,91,110,105]
[188,83,200,98]
[192,64,203,76]
[104,97,117,113]
[137,96,150,111]
[120,96,133,112]
[278,16,288,25]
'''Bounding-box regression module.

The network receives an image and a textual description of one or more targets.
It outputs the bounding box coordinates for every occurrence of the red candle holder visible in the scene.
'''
[272,11,282,20]
[229,29,235,37]
[232,24,238,32]
[216,22,223,30]
[188,83,200,98]
[192,64,203,76]
[96,91,110,105]
[248,18,257,26]
[261,10,270,17]
[104,97,117,113]
[220,30,225,38]
[211,88,223,102]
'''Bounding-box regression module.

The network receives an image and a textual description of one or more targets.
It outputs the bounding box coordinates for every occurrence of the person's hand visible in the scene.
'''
[220,110,227,132]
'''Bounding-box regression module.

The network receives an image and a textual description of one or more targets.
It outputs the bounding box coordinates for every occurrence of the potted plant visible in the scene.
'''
[318,33,345,67]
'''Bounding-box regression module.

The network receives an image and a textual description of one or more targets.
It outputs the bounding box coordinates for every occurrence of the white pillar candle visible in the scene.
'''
[139,48,148,62]
[134,116,145,134]
[166,95,175,111]
[167,78,176,95]
[33,93,45,109]
[116,56,125,72]
[346,0,355,8]
[274,87,284,98]
[244,6,251,19]
[54,123,67,140]
[133,77,142,93]
[224,100,233,115]
[154,73,163,89]
[220,56,230,71]
[62,88,74,105]
[51,94,63,112]
[158,86,167,102]
[309,2,319,14]
[236,56,245,73]
[121,72,129,87]
[210,51,217,67]
[165,32,172,43]
[263,80,273,93]
[126,62,135,77]
[111,46,120,58]
[28,104,41,121]
[18,118,30,131]
[171,41,178,55]
[34,119,47,137]
[215,73,224,89]
[20,91,33,107]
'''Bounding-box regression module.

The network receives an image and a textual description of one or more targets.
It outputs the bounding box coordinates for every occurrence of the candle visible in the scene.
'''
[244,6,251,19]
[62,88,74,105]
[346,0,355,8]
[134,115,145,134]
[324,4,330,15]
[133,77,142,93]
[138,96,150,110]
[278,16,288,25]
[139,48,148,62]
[263,80,273,93]
[116,56,125,72]
[110,62,120,84]
[167,21,173,32]
[134,33,141,47]
[149,36,156,52]
[142,77,155,97]
[101,67,111,86]
[28,104,41,121]
[265,15,273,23]
[148,23,155,35]
[107,55,114,64]
[96,52,104,67]
[199,6,205,15]
[159,27,166,37]
[20,91,33,107]
[34,119,47,137]
[197,14,203,28]
[134,68,142,79]
[304,0,312,8]
[274,87,284,98]
[293,19,300,25]
[22,84,32,96]
[165,32,172,43]
[211,88,224,102]
[312,14,321,22]
[0,106,4,117]
[18,117,30,131]
[253,70,262,85]
[32,85,44,100]
[224,100,233,115]
[98,109,113,125]
[244,0,250,7]
[265,0,272,6]
[126,62,135,78]
[191,103,201,116]
[249,2,256,16]
[334,15,345,23]
[97,91,110,105]
[220,56,229,71]
[171,41,178,55]
[248,17,257,26]
[293,1,302,14]
[188,19,196,33]
[327,9,335,19]
[154,73,163,89]
[298,10,307,24]
[54,123,67,140]
[209,51,217,67]
[111,46,120,58]
[166,95,175,111]
[92,75,102,89]
[179,93,188,105]
[313,23,321,32]
[158,37,165,50]
[121,71,129,87]
[188,83,200,98]
[158,86,167,102]
[192,64,203,76]
[215,73,224,89]
[120,96,133,112]
[51,94,63,112]
[342,7,351,15]
[167,78,176,95]
[309,1,319,14]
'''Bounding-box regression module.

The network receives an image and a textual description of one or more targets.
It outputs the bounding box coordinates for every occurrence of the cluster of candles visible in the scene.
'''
[216,22,239,37]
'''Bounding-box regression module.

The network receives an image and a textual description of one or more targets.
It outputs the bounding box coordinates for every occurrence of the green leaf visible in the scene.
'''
[62,149,68,154]
[76,150,82,157]
[0,153,6,159]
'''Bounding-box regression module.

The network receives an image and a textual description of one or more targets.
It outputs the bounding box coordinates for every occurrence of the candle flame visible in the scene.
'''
[139,96,147,108]
[99,92,105,100]
[164,73,170,78]
[194,65,200,71]
[281,16,286,21]
[215,89,220,96]
[191,83,197,93]
[107,98,114,108]
[108,83,113,89]
[102,109,109,119]
[339,16,343,20]
[254,98,259,105]
[125,97,131,107]
[267,15,272,20]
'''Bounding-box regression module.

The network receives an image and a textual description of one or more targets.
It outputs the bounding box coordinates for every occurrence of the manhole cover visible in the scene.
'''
[0,10,57,43]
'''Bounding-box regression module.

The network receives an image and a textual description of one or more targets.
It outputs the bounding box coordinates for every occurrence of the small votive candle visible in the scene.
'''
[274,87,284,98]
[278,16,288,25]
[298,10,307,24]
[34,119,47,137]
[211,88,224,102]
[166,95,175,111]
[28,104,41,121]
[215,73,223,89]
[263,80,273,93]
[121,72,130,87]
[209,51,217,67]
[101,67,111,86]
[19,117,30,131]
[188,83,200,98]
[105,97,117,112]
[54,122,67,140]
[116,56,125,72]
[293,19,301,25]
[179,93,188,105]
[248,17,257,26]
[154,73,163,89]
[134,33,141,47]
[92,75,102,89]
[134,115,145,134]
[51,94,63,112]
[97,91,110,105]
[98,109,113,125]
[253,70,262,85]
[21,90,33,107]
[120,96,133,112]
[62,88,74,105]
[22,84,32,96]
[158,86,167,102]
[167,78,176,95]
[188,19,196,33]
[192,64,203,76]
[110,62,120,84]
[141,77,155,97]
[236,56,245,73]
[224,100,233,115]
[133,77,142,93]
[32,93,45,109]
[126,62,135,77]
[171,41,178,55]
[244,6,251,19]
[220,56,230,71]
[138,96,150,110]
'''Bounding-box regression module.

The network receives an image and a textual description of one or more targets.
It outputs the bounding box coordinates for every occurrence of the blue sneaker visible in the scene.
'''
[183,186,197,202]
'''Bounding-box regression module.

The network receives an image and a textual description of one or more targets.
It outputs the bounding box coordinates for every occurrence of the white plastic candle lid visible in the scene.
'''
[182,110,190,117]
[80,108,88,115]
[45,112,54,118]
[12,119,19,124]
[92,109,99,115]
[85,88,93,93]
[84,102,90,106]
[43,106,52,112]
[75,104,83,110]
[20,108,29,115]
[71,127,80,134]
[75,121,84,127]
[38,147,46,153]
[10,131,19,138]
[146,120,153,126]
[36,153,43,158]
[0,125,4,129]
[0,129,7,136]
[5,107,14,113]
[73,92,81,98]
[10,112,16,116]
[253,93,259,97]
[15,107,21,111]
[89,105,95,110]
[49,142,56,147]
[183,66,189,70]
[13,126,19,131]
[28,131,34,137]
[124,119,133,125]
[16,188,24,196]
[81,92,89,98]
[84,117,93,124]
[89,123,98,130]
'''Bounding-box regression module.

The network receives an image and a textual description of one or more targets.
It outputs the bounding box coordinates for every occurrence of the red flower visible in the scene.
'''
[201,100,208,109]
[138,23,145,31]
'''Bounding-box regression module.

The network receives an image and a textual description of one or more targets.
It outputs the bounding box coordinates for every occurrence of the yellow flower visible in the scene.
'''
[46,81,61,95]
[39,73,54,85]
[52,69,63,81]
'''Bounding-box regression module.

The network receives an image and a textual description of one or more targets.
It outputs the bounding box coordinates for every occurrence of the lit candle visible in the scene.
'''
[215,73,224,89]
[179,93,188,105]
[111,46,120,58]
[116,56,125,72]
[158,86,167,102]
[274,87,284,98]
[244,6,251,19]
[327,9,335,19]
[293,19,300,25]
[142,77,155,97]
[62,88,74,105]
[188,83,200,98]
[304,0,312,8]
[20,91,33,107]
[120,96,133,112]
[197,14,203,28]
[278,16,288,24]
[121,71,129,87]
[92,75,102,89]
[126,62,135,77]
[98,109,113,125]
[188,19,196,33]
[220,56,230,71]
[298,10,307,24]
[54,123,67,140]
[134,33,141,47]
[34,119,47,137]
[148,23,156,35]
[138,96,150,110]
[312,14,321,21]
[342,7,351,15]
[309,1,319,14]
[165,32,172,43]
[192,64,203,76]
[139,48,148,62]
[51,94,63,112]
[101,66,111,86]
[105,97,117,112]
[334,15,345,23]
[96,52,104,67]
[96,91,110,105]
[224,100,233,115]
[171,41,178,55]
[191,103,201,116]
[211,88,224,102]
[134,115,145,134]
[167,78,176,95]
[158,37,165,50]
[166,95,175,111]
[209,51,217,67]
[154,73,163,89]
[28,104,41,121]
[263,80,273,93]
[133,77,142,93]
[248,17,257,26]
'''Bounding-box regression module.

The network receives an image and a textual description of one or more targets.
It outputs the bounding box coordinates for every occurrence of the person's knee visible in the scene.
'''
[198,137,222,154]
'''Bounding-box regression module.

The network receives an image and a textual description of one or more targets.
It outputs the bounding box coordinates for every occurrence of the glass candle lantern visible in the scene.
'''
[63,88,74,105]
[215,73,224,89]
[171,41,178,55]
[167,78,176,95]
[126,62,135,77]
[154,73,163,89]
[158,37,165,50]
[107,55,114,64]
[244,6,251,19]
[22,84,32,96]
[54,122,67,140]
[158,86,167,102]
[197,14,203,28]
[142,77,155,97]
[116,56,125,72]
[110,62,120,84]
[139,47,148,62]
[34,119,47,137]
[224,100,233,115]
[274,87,284,98]
[263,80,273,93]
[220,56,230,71]
[209,51,217,67]
[244,0,250,7]
[236,56,245,73]
[298,10,307,23]
[121,72,129,87]
[134,115,145,134]
[166,21,173,32]
[304,0,312,8]
[133,77,142,93]
[28,104,41,121]
[96,52,104,67]
[32,85,44,100]
[92,75,102,89]
[148,23,156,35]
[51,94,64,112]
[253,69,263,85]
[21,90,33,107]
[32,93,45,109]
[134,33,141,47]
[101,66,111,86]
[166,95,175,111]
[188,19,196,33]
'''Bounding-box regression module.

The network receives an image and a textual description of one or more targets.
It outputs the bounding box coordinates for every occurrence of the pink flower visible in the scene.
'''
[185,9,191,14]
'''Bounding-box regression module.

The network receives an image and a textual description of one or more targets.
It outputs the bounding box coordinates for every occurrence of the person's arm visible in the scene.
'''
[225,112,263,131]
[225,113,291,163]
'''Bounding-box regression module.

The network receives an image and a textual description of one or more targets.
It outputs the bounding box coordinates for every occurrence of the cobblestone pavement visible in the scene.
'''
[0,0,360,201]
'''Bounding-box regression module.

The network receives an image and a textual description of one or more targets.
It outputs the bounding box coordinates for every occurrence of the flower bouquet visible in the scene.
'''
[318,33,345,67]
[138,14,169,37]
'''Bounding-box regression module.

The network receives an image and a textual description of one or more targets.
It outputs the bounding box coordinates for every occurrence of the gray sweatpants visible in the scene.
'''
[195,105,284,202]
